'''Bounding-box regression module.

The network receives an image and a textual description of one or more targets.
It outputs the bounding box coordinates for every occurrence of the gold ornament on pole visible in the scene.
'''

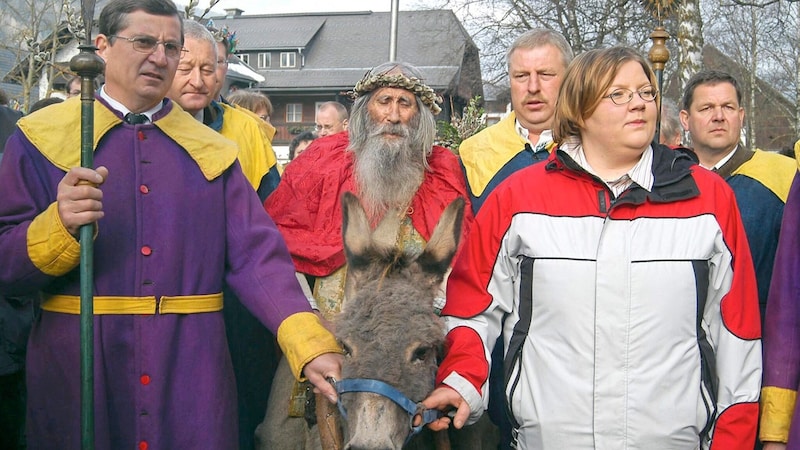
[641,0,680,143]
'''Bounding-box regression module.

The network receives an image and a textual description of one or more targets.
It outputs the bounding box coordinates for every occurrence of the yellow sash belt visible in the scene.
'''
[41,293,223,315]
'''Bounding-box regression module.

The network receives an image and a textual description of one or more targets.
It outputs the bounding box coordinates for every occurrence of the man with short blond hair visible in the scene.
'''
[460,28,573,213]
[456,28,574,447]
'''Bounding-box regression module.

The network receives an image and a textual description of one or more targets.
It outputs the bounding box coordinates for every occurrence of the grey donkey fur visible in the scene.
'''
[334,192,465,450]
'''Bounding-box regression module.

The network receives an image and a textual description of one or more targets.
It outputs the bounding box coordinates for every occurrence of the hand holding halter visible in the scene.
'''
[330,377,444,445]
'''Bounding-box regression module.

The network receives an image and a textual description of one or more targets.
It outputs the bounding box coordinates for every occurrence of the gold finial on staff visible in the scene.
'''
[640,0,681,143]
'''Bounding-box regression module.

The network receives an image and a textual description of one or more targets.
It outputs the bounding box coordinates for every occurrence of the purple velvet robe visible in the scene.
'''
[0,99,310,449]
[764,172,800,447]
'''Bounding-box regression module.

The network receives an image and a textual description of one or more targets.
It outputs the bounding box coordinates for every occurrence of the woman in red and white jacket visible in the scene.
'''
[421,46,762,450]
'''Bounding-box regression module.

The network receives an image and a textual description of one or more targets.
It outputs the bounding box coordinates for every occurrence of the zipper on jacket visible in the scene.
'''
[504,257,535,431]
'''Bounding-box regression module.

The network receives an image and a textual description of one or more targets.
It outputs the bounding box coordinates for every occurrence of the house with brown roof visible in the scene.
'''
[210,9,483,146]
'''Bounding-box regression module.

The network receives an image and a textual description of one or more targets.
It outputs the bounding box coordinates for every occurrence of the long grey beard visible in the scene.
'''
[353,122,425,220]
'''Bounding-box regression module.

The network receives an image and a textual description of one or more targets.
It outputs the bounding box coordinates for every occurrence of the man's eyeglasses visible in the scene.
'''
[604,87,659,105]
[109,35,186,59]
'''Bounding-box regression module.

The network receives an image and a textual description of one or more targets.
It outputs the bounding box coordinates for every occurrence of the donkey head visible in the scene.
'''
[335,192,464,450]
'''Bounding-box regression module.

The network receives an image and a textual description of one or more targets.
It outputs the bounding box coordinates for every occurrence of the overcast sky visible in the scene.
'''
[212,0,394,15]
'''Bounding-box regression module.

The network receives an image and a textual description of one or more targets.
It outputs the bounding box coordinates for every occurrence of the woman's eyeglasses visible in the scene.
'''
[604,87,659,105]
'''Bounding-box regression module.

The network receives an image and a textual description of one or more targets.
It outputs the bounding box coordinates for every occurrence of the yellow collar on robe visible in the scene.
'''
[794,139,800,168]
[17,97,238,181]
[731,149,797,202]
[220,102,278,168]
[459,111,555,197]
[229,102,277,142]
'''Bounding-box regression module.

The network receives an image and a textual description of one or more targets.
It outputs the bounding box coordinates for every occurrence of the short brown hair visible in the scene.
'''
[227,90,273,117]
[553,46,657,142]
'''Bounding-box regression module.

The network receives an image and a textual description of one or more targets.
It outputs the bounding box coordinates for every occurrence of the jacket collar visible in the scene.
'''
[547,143,700,205]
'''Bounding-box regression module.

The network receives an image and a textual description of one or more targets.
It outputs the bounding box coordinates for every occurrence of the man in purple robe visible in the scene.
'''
[761,167,800,450]
[0,0,342,449]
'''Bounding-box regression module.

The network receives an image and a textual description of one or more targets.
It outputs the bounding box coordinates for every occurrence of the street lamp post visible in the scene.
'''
[642,0,680,144]
[389,0,399,61]
[649,26,670,143]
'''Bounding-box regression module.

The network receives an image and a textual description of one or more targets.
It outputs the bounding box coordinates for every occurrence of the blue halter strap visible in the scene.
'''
[332,378,442,444]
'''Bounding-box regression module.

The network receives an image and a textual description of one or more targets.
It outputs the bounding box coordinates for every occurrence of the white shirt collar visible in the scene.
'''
[515,119,553,151]
[99,85,163,121]
[700,144,738,170]
[560,136,654,197]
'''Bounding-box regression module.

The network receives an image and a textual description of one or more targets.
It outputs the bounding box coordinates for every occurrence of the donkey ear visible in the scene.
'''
[342,192,371,261]
[416,197,465,279]
[371,206,403,254]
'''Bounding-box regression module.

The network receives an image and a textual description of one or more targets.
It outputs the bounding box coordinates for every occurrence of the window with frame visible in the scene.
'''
[258,52,271,68]
[236,53,249,65]
[286,103,302,122]
[280,52,296,68]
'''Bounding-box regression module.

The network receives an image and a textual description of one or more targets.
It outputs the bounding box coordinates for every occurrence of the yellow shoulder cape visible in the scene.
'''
[459,112,528,197]
[219,103,279,189]
[732,149,797,202]
[18,97,238,181]
[794,139,800,168]
[231,102,277,142]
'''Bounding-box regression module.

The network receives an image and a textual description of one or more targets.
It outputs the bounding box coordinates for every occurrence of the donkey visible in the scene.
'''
[330,192,465,450]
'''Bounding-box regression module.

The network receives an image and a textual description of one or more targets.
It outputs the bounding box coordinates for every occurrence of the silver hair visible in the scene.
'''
[660,98,683,146]
[183,20,217,59]
[348,62,437,168]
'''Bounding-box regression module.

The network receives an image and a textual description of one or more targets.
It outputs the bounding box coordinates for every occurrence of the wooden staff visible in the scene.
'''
[317,393,344,450]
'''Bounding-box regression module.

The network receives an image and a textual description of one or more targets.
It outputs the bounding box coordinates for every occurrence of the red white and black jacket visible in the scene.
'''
[437,144,762,450]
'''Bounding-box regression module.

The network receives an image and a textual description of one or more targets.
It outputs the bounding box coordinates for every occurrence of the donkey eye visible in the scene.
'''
[411,345,432,363]
[340,341,353,357]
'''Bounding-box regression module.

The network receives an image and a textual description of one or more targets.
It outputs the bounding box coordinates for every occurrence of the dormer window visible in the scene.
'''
[280,52,296,68]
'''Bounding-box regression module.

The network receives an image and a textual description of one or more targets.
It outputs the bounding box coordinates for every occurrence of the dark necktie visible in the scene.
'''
[124,113,149,124]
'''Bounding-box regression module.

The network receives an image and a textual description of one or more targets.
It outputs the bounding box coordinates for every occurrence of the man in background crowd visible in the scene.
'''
[165,20,287,449]
[680,69,795,326]
[456,29,573,448]
[0,86,28,450]
[314,101,348,137]
[459,28,573,214]
[659,97,683,148]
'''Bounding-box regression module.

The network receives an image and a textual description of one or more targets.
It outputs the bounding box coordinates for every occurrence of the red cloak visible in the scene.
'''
[264,131,473,276]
